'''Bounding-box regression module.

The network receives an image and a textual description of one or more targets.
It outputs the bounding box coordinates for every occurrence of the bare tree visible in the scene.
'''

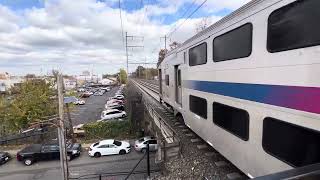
[195,17,211,33]
[169,41,180,50]
[157,49,168,67]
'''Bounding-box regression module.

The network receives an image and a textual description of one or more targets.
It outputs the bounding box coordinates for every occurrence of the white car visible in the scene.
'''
[106,99,120,104]
[114,95,124,99]
[102,87,111,91]
[73,99,85,105]
[88,139,131,157]
[105,102,121,109]
[134,136,158,153]
[100,109,126,120]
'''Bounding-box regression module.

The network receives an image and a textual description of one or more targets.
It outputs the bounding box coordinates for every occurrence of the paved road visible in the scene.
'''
[71,86,119,126]
[0,143,159,180]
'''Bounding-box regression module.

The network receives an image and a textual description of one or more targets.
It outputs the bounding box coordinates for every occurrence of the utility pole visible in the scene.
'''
[125,32,144,76]
[161,35,167,50]
[125,32,129,75]
[57,74,69,180]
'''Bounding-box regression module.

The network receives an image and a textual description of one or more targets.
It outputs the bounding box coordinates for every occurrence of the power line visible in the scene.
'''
[167,0,197,33]
[167,0,207,37]
[119,0,125,47]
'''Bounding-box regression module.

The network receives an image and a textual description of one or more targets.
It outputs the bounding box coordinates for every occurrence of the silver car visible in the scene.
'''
[134,136,158,153]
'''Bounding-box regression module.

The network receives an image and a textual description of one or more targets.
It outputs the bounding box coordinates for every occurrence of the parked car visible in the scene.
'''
[114,95,125,100]
[134,136,158,153]
[107,104,125,111]
[73,124,85,137]
[73,98,85,105]
[100,109,126,121]
[102,87,111,91]
[81,92,91,98]
[88,139,130,157]
[106,99,124,105]
[94,91,103,96]
[16,143,81,166]
[0,152,11,165]
[77,88,86,92]
[105,101,123,109]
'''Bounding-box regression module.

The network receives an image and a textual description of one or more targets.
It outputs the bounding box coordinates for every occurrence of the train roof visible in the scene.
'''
[165,0,277,57]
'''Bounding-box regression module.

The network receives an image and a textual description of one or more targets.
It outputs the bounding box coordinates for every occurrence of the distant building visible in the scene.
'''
[0,72,24,93]
[100,78,114,85]
[64,77,77,90]
[76,71,99,85]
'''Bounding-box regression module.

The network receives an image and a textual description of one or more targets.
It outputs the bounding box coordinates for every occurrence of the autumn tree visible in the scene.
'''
[118,68,127,84]
[5,79,57,131]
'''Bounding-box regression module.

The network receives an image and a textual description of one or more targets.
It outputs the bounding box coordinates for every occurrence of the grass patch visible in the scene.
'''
[82,120,135,140]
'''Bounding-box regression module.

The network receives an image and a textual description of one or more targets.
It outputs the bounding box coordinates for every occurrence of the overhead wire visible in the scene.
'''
[167,0,208,38]
[118,0,125,48]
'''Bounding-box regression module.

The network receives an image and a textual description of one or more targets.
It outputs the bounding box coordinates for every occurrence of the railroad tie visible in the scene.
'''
[185,133,194,137]
[174,122,181,126]
[196,144,208,150]
[227,172,243,180]
[214,161,229,167]
[190,138,201,143]
[204,152,217,157]
[182,129,189,132]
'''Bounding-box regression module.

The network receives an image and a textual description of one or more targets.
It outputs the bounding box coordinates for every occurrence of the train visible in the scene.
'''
[157,0,320,178]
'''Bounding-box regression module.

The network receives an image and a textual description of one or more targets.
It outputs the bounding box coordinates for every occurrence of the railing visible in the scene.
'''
[254,163,320,179]
[132,79,182,161]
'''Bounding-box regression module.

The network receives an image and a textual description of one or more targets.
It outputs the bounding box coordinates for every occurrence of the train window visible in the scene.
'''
[268,0,320,53]
[212,103,249,141]
[263,117,320,167]
[189,95,207,119]
[177,70,181,86]
[165,75,169,86]
[213,23,252,62]
[189,42,207,66]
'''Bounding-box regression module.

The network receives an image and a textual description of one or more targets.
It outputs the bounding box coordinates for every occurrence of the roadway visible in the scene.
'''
[0,147,158,180]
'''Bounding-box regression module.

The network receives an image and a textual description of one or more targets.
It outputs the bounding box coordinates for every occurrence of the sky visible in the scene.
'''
[0,0,250,76]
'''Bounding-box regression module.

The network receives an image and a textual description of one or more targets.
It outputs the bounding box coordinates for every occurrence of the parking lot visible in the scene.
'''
[0,142,158,180]
[0,85,160,179]
[70,86,120,126]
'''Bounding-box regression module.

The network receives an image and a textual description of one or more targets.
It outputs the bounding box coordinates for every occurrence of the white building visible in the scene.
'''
[0,73,24,93]
[64,78,77,90]
[100,78,114,85]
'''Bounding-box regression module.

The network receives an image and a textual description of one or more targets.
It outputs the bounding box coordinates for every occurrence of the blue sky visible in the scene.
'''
[0,0,249,76]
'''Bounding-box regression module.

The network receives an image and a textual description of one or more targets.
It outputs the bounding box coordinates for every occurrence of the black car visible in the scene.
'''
[17,143,81,166]
[0,152,11,165]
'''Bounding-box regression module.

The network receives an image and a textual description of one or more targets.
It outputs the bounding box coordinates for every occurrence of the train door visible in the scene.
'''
[175,65,182,105]
[159,69,162,95]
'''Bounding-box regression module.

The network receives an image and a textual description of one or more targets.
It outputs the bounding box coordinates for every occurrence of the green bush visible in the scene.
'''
[83,120,133,140]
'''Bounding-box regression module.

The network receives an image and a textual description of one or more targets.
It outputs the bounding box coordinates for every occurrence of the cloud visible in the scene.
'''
[0,0,249,76]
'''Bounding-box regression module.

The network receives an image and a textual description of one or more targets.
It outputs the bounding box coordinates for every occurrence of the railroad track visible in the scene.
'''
[132,78,246,180]
[135,79,159,94]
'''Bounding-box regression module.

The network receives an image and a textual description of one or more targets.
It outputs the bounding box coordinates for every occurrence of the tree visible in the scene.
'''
[119,69,127,84]
[169,41,180,50]
[25,74,36,79]
[6,79,57,131]
[195,17,211,33]
[157,49,168,67]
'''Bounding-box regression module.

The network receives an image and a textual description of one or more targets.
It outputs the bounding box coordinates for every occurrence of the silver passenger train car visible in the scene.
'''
[158,0,320,178]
